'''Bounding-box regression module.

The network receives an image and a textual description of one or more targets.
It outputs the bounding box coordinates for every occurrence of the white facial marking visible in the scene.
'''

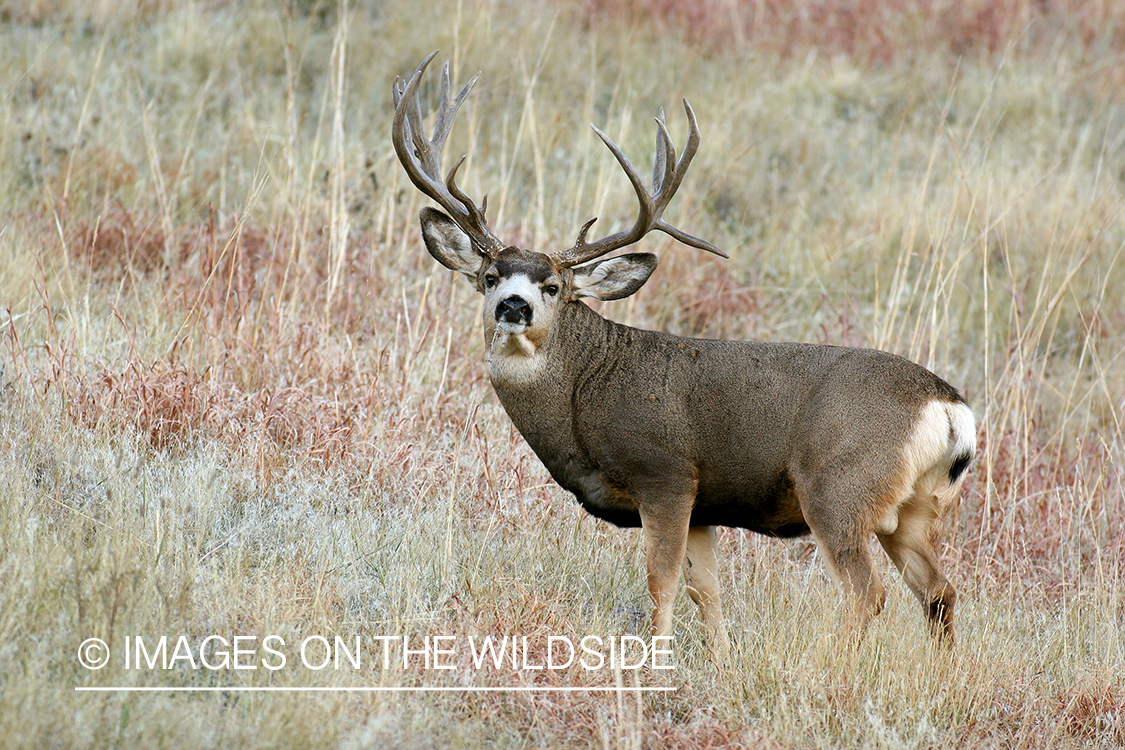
[484,272,550,384]
[491,274,541,328]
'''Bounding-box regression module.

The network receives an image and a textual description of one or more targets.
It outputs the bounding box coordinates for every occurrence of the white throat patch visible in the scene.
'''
[486,329,544,384]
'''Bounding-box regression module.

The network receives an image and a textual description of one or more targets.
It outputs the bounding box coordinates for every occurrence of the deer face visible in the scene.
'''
[397,54,724,369]
[420,208,659,360]
[483,249,563,337]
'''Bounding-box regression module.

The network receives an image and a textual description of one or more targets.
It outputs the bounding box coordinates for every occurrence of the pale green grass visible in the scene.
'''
[1,0,1124,747]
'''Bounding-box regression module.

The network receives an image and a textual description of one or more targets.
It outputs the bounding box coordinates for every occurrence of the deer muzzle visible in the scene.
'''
[496,296,532,326]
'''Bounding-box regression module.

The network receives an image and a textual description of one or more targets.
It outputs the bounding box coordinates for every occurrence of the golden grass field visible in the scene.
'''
[2,0,1124,747]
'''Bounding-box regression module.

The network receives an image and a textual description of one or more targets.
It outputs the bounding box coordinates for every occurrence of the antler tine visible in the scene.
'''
[652,107,674,195]
[658,99,700,203]
[432,62,479,161]
[650,100,725,258]
[391,52,504,257]
[556,98,727,267]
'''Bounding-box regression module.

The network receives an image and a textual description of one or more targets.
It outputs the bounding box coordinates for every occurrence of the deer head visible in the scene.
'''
[392,51,726,359]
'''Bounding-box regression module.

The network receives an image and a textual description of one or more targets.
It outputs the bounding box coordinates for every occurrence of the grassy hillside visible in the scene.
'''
[1,0,1123,747]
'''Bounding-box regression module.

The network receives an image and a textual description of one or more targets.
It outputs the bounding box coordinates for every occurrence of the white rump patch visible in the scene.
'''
[895,399,977,512]
[946,401,977,465]
[874,399,976,540]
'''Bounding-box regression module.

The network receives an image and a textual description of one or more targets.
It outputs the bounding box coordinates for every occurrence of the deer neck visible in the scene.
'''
[483,320,548,386]
[483,300,607,389]
[483,301,612,463]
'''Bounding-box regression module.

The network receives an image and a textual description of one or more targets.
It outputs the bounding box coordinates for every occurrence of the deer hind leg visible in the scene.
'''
[682,526,731,659]
[811,530,887,644]
[801,487,887,643]
[877,495,957,645]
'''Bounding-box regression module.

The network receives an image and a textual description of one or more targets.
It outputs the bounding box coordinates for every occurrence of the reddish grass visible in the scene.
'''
[7,197,1123,593]
[5,203,488,488]
[6,208,1121,750]
[580,0,1125,67]
[2,6,1121,750]
[957,427,1125,595]
[1055,677,1125,746]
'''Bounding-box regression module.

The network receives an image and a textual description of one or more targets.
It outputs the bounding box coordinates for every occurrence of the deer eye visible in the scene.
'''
[484,274,498,289]
[543,284,559,297]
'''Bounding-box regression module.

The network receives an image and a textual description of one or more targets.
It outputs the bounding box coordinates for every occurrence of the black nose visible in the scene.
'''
[496,296,532,325]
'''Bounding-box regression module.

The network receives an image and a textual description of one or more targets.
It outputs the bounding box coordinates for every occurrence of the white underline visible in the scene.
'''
[75,686,675,693]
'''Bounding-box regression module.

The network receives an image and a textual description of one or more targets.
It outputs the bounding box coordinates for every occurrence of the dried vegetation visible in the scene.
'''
[1,0,1123,747]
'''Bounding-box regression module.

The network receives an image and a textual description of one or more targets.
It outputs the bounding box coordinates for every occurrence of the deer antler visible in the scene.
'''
[555,101,727,268]
[392,51,505,258]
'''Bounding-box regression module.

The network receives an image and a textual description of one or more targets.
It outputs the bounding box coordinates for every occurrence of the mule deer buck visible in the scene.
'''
[392,52,975,654]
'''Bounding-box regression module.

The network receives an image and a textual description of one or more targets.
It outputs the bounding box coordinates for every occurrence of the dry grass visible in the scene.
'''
[1,0,1124,747]
[582,0,1125,69]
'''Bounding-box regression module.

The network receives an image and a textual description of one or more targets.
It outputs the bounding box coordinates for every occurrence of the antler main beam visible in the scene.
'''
[555,101,728,268]
[392,51,505,258]
[393,52,725,267]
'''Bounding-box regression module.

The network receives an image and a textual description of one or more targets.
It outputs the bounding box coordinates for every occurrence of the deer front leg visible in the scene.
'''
[683,525,731,660]
[637,497,694,640]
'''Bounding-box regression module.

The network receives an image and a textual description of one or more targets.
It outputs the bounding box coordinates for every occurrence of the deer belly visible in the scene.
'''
[561,470,643,528]
[691,473,810,537]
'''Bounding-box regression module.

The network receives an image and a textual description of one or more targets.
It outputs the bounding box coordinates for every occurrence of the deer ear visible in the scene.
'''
[571,253,658,301]
[420,207,487,280]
